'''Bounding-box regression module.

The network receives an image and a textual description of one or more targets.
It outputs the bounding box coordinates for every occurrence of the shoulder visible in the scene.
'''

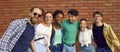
[35,23,42,28]
[76,20,79,23]
[104,23,111,27]
[62,20,68,23]
[86,28,92,33]
[87,24,93,29]
[37,23,42,26]
[103,23,112,30]
[76,20,79,25]
[11,18,28,24]
[61,20,68,25]
[10,19,23,26]
[86,29,93,36]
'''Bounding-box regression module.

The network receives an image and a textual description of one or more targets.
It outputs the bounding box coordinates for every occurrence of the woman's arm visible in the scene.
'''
[30,39,36,52]
[46,46,51,52]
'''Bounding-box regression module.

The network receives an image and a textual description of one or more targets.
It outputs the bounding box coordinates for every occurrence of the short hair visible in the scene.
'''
[68,9,79,16]
[44,11,53,19]
[30,6,44,15]
[53,10,64,18]
[80,18,87,23]
[93,11,102,17]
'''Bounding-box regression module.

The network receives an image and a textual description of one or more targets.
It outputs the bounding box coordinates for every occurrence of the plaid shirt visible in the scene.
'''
[0,18,29,52]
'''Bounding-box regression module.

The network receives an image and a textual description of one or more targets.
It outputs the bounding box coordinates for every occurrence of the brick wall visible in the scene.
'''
[0,0,120,52]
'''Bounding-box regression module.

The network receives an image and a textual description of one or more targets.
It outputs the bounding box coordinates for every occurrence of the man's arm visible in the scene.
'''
[108,25,120,46]
[0,20,20,51]
[108,25,120,51]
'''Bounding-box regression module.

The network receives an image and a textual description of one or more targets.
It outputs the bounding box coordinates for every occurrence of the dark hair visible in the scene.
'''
[53,10,64,18]
[68,9,79,16]
[44,11,53,19]
[80,18,87,23]
[80,18,90,29]
[93,11,102,17]
[30,6,44,15]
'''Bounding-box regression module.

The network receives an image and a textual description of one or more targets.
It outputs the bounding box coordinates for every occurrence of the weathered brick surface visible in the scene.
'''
[0,0,120,52]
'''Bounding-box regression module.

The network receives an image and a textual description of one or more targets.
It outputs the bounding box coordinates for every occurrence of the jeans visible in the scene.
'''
[81,44,95,52]
[28,42,46,52]
[51,44,63,52]
[34,42,46,52]
[96,47,112,52]
[63,44,76,52]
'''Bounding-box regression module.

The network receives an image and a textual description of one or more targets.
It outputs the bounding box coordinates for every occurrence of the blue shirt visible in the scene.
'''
[11,22,34,52]
[93,23,109,48]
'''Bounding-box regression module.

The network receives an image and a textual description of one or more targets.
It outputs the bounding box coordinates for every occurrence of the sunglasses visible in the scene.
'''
[33,13,42,17]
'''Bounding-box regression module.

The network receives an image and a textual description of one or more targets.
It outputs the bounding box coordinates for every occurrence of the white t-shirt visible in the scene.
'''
[35,23,52,46]
[79,28,93,47]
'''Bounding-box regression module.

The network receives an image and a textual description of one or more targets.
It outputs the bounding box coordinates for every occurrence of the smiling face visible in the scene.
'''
[93,11,103,23]
[68,14,78,23]
[30,17,39,24]
[80,20,87,31]
[30,7,44,24]
[30,7,43,25]
[30,8,43,17]
[44,13,53,24]
[94,14,102,23]
[54,13,64,24]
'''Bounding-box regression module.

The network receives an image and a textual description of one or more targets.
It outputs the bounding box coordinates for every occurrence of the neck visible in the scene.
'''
[80,28,85,32]
[54,22,60,29]
[29,19,34,26]
[81,30,85,32]
[95,21,103,27]
[43,22,51,27]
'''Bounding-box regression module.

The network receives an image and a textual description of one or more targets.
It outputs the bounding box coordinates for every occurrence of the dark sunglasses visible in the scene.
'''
[33,13,42,17]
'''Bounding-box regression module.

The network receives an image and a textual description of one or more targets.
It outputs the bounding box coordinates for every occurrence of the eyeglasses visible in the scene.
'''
[33,13,42,17]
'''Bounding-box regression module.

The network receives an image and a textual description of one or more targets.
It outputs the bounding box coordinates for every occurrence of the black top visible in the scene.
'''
[93,23,110,48]
[11,22,35,52]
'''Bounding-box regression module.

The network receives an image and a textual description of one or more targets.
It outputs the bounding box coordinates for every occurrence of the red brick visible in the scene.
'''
[0,0,120,51]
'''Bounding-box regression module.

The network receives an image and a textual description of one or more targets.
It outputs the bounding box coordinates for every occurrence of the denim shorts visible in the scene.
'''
[80,44,95,52]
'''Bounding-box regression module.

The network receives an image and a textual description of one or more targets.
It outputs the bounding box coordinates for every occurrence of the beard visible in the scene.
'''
[30,17,39,25]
